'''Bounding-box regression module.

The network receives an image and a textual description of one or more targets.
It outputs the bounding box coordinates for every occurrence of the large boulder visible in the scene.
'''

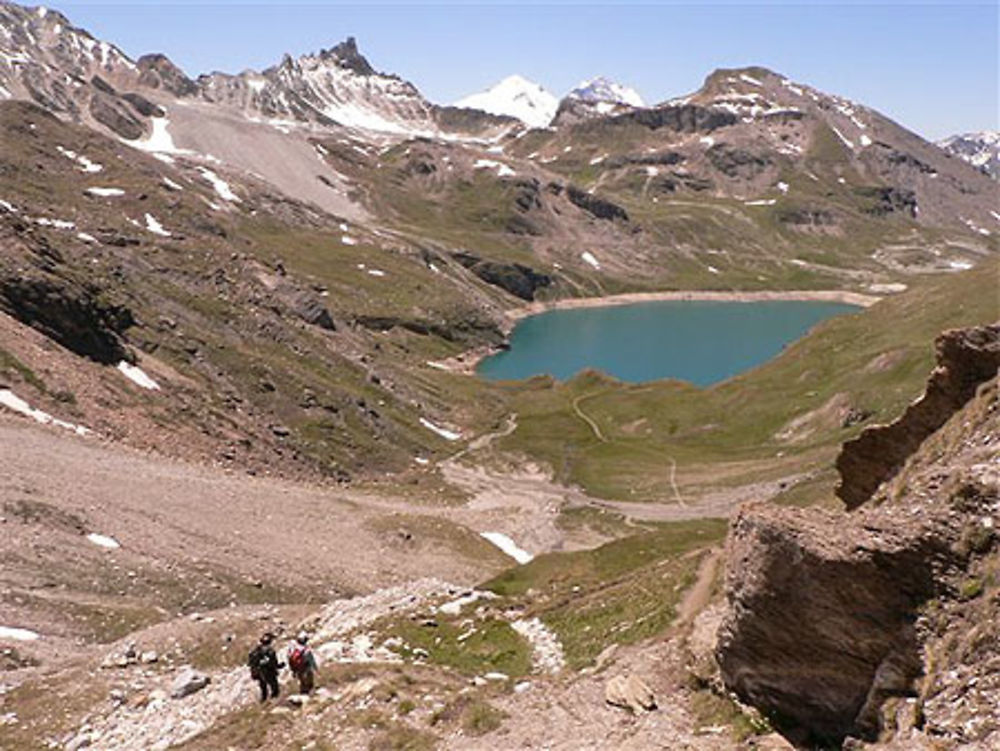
[604,674,656,713]
[170,668,210,699]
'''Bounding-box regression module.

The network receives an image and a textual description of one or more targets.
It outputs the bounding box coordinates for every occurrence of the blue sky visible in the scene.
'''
[55,2,998,140]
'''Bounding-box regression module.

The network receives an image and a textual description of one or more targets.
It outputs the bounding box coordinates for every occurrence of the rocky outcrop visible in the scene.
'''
[717,505,955,742]
[452,253,551,301]
[88,90,145,140]
[706,144,772,180]
[717,325,1000,746]
[610,103,736,133]
[605,151,684,169]
[776,205,838,227]
[354,312,504,345]
[853,186,918,218]
[836,324,1000,509]
[0,274,134,364]
[566,186,629,222]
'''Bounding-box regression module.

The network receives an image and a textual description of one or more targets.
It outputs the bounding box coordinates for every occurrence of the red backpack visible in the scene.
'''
[289,644,307,673]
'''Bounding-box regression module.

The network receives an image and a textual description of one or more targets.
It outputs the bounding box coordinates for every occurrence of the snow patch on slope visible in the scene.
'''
[480,532,533,564]
[117,361,160,390]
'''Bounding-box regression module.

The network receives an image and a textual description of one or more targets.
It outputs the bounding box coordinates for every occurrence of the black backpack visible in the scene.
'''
[247,645,267,679]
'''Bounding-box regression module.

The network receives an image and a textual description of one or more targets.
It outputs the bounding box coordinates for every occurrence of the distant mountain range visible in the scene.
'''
[455,75,644,128]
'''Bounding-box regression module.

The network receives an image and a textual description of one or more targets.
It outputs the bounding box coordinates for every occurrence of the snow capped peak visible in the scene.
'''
[456,75,558,128]
[567,77,644,107]
[937,130,1000,180]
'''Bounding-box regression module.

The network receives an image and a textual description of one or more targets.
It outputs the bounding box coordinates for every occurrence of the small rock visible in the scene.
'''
[483,672,508,682]
[140,651,158,664]
[170,668,210,699]
[472,676,487,687]
[109,688,126,705]
[287,694,309,707]
[514,681,532,694]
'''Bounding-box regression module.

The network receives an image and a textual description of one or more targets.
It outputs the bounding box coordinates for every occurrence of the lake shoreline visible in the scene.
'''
[506,288,880,323]
[429,288,882,376]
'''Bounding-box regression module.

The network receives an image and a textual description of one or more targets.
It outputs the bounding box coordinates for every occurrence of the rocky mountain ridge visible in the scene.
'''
[0,3,513,142]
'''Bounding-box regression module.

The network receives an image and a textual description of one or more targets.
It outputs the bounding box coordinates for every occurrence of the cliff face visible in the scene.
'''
[836,324,1000,509]
[716,324,1000,747]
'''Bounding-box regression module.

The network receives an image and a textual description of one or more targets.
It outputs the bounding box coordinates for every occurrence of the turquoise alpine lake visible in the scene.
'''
[477,299,860,386]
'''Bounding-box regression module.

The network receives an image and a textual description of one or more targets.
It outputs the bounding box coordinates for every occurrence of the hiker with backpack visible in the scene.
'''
[247,632,283,702]
[287,631,318,694]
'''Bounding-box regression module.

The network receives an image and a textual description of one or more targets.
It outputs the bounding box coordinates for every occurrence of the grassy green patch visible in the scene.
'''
[690,688,773,741]
[381,616,532,678]
[369,723,438,751]
[487,519,727,668]
[0,346,47,393]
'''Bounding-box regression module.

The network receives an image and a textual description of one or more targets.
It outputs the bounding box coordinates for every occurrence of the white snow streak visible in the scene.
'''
[117,361,160,390]
[197,167,241,203]
[0,626,40,642]
[581,251,601,270]
[144,213,170,237]
[86,533,120,549]
[56,145,103,173]
[473,159,516,177]
[0,389,91,436]
[830,126,854,150]
[85,187,125,197]
[480,532,533,564]
[419,417,461,441]
[33,217,76,229]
